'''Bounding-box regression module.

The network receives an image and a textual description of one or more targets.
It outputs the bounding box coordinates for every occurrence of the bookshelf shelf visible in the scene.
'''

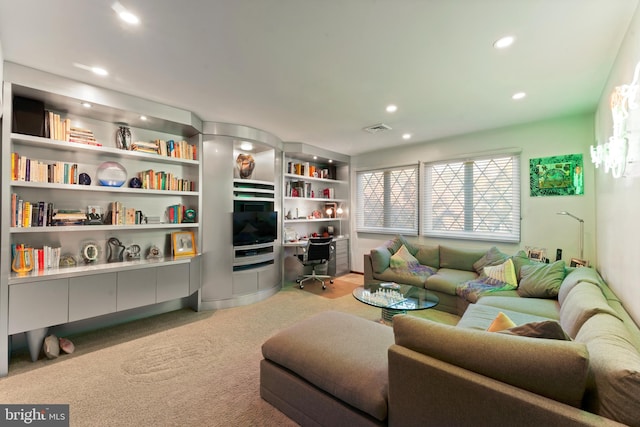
[1,66,204,376]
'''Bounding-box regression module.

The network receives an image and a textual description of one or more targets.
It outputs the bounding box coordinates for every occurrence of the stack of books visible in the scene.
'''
[68,127,99,146]
[51,209,86,226]
[130,140,160,154]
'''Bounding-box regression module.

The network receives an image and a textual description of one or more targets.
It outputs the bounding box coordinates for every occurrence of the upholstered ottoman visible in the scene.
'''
[260,311,394,426]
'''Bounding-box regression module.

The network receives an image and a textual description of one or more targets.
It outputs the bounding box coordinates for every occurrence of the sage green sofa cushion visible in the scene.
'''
[439,245,486,271]
[426,268,478,295]
[262,311,394,421]
[414,244,440,268]
[477,295,560,320]
[560,282,621,339]
[575,313,640,426]
[393,315,590,408]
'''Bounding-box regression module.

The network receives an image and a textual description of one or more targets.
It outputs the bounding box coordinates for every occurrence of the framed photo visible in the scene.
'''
[570,258,588,268]
[172,231,197,258]
[527,247,545,262]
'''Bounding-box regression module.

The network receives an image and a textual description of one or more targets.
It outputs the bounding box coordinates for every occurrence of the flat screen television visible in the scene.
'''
[233,211,278,246]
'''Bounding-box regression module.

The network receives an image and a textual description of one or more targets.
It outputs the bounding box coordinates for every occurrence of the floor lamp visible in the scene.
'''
[557,211,584,260]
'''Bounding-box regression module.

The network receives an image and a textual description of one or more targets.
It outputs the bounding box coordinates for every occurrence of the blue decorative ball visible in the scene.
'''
[78,173,91,185]
[129,177,143,188]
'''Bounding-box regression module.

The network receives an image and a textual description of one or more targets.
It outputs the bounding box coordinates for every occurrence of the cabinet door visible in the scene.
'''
[335,240,349,276]
[69,273,117,322]
[157,264,190,303]
[117,269,157,311]
[8,279,69,334]
[232,270,258,295]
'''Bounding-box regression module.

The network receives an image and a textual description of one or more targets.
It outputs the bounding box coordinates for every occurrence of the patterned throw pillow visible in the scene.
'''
[390,244,420,270]
[483,258,518,289]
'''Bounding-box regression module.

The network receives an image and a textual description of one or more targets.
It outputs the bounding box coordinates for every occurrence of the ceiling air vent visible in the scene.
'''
[363,123,392,134]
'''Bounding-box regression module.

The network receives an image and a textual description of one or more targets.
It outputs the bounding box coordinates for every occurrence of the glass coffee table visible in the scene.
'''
[352,282,439,323]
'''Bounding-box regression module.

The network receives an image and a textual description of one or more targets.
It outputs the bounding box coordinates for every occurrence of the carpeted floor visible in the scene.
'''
[298,278,362,299]
[0,273,459,426]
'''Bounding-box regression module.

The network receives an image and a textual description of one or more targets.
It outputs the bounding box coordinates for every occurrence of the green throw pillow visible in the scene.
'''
[517,260,566,298]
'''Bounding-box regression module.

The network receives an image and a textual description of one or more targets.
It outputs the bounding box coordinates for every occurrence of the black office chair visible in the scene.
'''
[297,237,334,289]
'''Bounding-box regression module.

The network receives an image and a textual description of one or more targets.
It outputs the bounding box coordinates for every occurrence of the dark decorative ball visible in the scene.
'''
[78,173,91,185]
[129,177,143,188]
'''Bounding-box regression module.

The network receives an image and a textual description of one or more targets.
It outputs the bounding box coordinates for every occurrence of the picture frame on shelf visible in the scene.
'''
[526,247,546,262]
[172,231,197,258]
[570,258,588,268]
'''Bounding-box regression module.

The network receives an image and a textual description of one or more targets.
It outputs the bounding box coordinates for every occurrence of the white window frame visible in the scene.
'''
[422,152,521,243]
[356,164,419,235]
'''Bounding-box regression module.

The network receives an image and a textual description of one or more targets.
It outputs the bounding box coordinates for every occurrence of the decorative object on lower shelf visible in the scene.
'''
[172,231,197,258]
[81,241,99,264]
[125,244,141,260]
[146,245,162,259]
[59,254,77,267]
[11,246,34,274]
[96,161,127,187]
[107,237,125,263]
[236,153,255,179]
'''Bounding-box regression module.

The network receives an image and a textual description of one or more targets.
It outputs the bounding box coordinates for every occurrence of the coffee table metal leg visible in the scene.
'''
[381,308,407,323]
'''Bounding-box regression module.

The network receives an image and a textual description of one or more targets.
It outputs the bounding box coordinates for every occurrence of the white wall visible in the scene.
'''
[350,113,596,274]
[594,4,640,324]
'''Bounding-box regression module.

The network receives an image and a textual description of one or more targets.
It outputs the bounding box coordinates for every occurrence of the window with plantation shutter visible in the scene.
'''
[356,165,418,234]
[423,154,520,242]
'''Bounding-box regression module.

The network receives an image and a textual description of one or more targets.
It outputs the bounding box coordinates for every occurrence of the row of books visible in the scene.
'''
[11,244,61,271]
[10,195,54,227]
[11,153,80,184]
[137,169,196,192]
[286,162,333,179]
[46,111,100,146]
[285,181,336,199]
[106,201,145,225]
[130,139,197,160]
[166,204,186,224]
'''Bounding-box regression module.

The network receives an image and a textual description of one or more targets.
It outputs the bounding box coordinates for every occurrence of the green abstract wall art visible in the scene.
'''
[530,154,584,197]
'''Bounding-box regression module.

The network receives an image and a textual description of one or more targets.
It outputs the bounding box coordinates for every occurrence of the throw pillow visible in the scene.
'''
[473,246,508,274]
[517,260,566,298]
[390,244,420,270]
[483,258,518,289]
[511,249,535,278]
[499,320,571,340]
[487,311,516,332]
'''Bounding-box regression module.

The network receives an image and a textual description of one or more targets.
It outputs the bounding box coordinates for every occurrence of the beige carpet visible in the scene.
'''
[299,278,362,299]
[0,273,459,426]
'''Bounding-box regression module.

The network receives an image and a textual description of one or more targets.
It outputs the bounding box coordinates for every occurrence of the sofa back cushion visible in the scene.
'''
[472,246,509,274]
[575,313,640,426]
[559,282,621,339]
[558,267,607,306]
[392,315,590,407]
[414,244,439,268]
[439,246,486,272]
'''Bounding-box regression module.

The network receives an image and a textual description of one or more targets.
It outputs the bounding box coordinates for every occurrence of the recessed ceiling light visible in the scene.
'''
[386,104,398,113]
[112,1,140,25]
[91,67,109,76]
[313,156,318,160]
[494,35,515,49]
[240,141,253,151]
[140,115,147,121]
[81,102,92,108]
[328,159,333,163]
[512,92,526,100]
[402,133,412,140]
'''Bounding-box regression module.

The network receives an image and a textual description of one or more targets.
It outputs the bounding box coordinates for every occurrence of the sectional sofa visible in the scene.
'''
[260,237,640,426]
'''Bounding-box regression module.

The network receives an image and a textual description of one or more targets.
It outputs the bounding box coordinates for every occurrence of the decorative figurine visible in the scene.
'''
[116,125,132,150]
[81,242,99,264]
[183,209,196,223]
[107,237,125,263]
[236,153,255,179]
[78,172,91,185]
[146,245,162,259]
[129,176,142,188]
[125,244,141,261]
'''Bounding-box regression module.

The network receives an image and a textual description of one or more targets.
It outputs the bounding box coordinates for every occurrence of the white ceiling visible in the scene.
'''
[0,0,638,156]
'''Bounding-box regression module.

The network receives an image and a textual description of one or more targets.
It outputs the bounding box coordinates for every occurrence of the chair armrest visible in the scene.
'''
[388,345,623,427]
